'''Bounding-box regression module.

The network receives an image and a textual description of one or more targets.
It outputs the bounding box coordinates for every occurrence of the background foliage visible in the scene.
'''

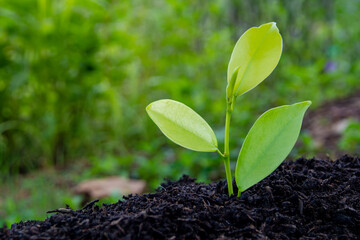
[1,0,360,225]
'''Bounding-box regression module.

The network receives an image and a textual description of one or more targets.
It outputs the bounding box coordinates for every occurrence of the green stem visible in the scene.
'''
[216,149,225,158]
[223,98,234,196]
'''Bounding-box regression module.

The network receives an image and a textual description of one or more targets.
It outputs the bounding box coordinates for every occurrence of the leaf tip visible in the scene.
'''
[300,100,312,108]
[145,103,152,113]
[269,21,277,26]
[264,22,279,32]
[291,100,312,112]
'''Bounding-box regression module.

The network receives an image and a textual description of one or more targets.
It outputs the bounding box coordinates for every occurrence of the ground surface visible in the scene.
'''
[1,155,359,239]
[304,91,360,155]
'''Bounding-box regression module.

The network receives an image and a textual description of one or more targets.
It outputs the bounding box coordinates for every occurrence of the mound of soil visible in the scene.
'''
[1,155,359,239]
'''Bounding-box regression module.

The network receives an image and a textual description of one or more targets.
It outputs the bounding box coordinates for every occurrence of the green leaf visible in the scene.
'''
[235,101,311,193]
[228,22,283,97]
[146,99,218,152]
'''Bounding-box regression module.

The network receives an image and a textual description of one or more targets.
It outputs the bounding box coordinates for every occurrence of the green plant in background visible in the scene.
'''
[339,119,360,153]
[1,0,360,178]
[147,23,311,196]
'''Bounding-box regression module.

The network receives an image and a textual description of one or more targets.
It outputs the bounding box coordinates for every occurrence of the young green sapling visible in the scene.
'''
[146,22,311,197]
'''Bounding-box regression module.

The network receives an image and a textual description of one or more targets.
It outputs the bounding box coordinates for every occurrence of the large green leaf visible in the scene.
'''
[228,22,283,97]
[146,99,218,152]
[235,101,311,193]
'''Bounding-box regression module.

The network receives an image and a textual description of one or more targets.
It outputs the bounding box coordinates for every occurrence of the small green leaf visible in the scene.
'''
[146,99,218,152]
[228,22,283,97]
[235,101,311,193]
[226,66,240,99]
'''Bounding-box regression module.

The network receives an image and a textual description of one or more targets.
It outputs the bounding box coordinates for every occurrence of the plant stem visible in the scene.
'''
[223,98,234,196]
[216,149,225,158]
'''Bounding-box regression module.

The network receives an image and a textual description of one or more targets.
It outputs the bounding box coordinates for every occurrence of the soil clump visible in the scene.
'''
[1,155,359,239]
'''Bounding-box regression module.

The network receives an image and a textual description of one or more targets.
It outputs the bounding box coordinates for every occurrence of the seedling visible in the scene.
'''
[146,23,311,197]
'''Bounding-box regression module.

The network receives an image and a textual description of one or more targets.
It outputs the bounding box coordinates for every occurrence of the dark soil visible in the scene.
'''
[1,155,359,239]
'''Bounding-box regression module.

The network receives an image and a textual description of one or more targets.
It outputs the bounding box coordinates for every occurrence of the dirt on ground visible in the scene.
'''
[304,91,360,156]
[1,155,359,239]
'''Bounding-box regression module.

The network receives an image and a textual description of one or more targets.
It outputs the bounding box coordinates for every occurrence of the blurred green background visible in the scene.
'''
[1,0,360,226]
